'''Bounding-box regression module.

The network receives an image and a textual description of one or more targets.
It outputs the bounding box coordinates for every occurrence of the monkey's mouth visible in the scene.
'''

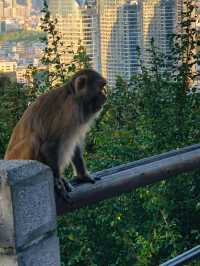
[93,91,107,112]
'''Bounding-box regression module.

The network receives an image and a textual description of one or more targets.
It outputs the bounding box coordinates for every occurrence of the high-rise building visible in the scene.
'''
[98,0,141,84]
[176,0,183,28]
[27,0,32,16]
[81,5,101,71]
[12,0,17,17]
[49,0,100,71]
[48,0,183,85]
[0,0,5,18]
[0,60,17,73]
[0,21,6,33]
[140,0,180,66]
[98,0,182,84]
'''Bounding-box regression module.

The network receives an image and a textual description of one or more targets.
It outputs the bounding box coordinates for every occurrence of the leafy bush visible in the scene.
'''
[58,1,200,265]
[1,0,200,265]
[0,75,28,158]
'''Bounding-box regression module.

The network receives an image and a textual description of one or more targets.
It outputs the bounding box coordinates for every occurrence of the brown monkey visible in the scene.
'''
[4,69,107,198]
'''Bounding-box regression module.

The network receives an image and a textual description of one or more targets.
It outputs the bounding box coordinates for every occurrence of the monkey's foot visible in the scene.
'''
[54,178,73,203]
[73,175,100,184]
[55,177,73,192]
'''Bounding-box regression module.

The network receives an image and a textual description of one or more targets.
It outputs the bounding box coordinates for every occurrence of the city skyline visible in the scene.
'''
[48,0,184,85]
[0,0,198,85]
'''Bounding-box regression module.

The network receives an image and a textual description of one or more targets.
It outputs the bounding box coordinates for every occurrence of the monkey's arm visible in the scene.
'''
[40,141,72,194]
[71,145,97,183]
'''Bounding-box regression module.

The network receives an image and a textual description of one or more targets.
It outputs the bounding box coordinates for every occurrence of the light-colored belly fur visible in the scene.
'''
[58,122,92,173]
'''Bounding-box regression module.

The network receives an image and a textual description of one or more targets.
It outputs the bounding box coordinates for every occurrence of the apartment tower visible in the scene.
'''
[48,0,183,85]
[98,0,141,84]
[49,0,100,71]
[0,0,5,18]
[140,0,180,66]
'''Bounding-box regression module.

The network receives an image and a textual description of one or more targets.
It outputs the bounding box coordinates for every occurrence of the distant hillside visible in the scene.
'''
[0,31,46,43]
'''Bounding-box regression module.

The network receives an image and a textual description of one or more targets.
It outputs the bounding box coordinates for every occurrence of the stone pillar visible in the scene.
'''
[0,160,61,266]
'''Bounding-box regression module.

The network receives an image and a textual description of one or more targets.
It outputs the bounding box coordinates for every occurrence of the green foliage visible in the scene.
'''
[26,0,92,94]
[0,75,28,158]
[57,1,200,265]
[58,64,200,265]
[170,0,198,87]
[1,0,200,265]
[0,31,45,42]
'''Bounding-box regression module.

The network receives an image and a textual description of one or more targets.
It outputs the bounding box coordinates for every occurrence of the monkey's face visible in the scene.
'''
[72,69,107,120]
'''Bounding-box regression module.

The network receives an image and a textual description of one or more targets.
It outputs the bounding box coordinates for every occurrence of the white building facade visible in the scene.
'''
[98,0,141,84]
[49,0,100,71]
[48,0,183,85]
[140,0,181,66]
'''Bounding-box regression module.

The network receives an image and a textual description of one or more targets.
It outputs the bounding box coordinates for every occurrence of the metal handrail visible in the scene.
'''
[160,245,200,266]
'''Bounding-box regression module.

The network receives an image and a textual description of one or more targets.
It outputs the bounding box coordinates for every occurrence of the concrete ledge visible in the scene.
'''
[18,233,60,266]
[0,160,60,266]
[1,233,60,266]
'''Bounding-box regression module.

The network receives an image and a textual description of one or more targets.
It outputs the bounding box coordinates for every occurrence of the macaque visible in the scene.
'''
[4,69,107,198]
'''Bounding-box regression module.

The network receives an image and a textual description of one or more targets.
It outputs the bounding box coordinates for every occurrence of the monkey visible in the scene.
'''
[4,69,107,199]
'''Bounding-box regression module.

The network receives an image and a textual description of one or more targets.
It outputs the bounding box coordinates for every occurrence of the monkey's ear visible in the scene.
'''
[74,74,87,94]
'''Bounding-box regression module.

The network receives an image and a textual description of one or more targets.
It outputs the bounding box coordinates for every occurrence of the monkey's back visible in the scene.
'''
[4,86,78,160]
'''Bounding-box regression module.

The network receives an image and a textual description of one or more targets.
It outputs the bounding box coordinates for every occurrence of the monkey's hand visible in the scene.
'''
[73,175,100,184]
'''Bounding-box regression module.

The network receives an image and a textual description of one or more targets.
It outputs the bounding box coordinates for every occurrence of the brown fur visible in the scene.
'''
[5,86,76,159]
[4,69,107,183]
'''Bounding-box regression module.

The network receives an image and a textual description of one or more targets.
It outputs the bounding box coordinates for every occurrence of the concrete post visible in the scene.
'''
[0,160,61,266]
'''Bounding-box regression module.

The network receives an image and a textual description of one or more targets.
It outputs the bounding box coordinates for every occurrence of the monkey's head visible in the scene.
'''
[71,69,107,121]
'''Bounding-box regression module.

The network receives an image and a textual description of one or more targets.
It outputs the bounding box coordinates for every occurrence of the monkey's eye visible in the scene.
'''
[102,81,107,88]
